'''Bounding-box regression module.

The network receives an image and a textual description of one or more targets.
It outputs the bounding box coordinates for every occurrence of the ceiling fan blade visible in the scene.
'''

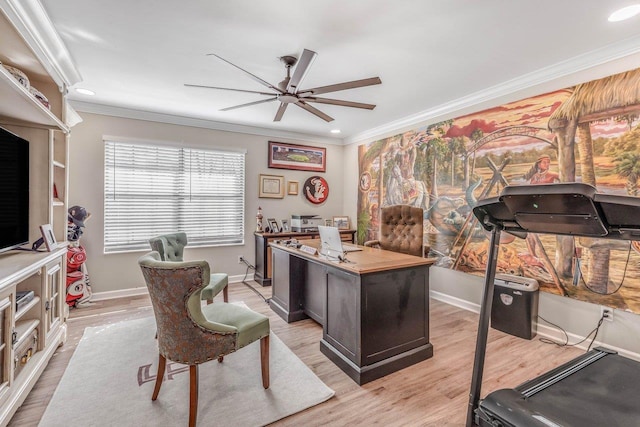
[207,53,285,94]
[274,102,288,122]
[287,49,317,93]
[299,77,382,96]
[295,100,334,122]
[184,84,275,96]
[220,97,278,111]
[303,96,376,110]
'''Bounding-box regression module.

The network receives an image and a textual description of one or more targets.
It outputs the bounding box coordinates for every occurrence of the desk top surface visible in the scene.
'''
[270,239,435,275]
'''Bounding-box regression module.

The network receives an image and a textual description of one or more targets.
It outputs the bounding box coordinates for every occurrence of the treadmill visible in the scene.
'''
[466,182,640,427]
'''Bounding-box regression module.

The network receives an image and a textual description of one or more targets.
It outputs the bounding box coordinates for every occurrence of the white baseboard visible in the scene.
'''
[536,322,640,361]
[430,290,640,361]
[430,290,481,313]
[90,273,253,301]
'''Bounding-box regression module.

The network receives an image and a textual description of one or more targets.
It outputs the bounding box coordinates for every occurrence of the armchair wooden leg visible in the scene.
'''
[223,285,228,303]
[189,365,198,427]
[152,354,166,401]
[260,335,270,389]
[218,355,224,363]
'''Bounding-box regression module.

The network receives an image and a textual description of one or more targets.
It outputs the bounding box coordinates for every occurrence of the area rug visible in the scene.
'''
[39,315,334,426]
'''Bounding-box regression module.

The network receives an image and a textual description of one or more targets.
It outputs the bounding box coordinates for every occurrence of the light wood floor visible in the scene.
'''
[9,281,584,426]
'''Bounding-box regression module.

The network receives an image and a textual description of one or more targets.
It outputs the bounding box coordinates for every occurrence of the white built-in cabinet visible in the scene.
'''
[0,5,75,424]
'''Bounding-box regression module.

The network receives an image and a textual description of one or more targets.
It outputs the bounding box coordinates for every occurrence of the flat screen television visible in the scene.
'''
[0,126,29,253]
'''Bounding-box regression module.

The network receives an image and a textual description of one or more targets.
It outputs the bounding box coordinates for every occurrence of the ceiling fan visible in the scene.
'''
[185,49,381,123]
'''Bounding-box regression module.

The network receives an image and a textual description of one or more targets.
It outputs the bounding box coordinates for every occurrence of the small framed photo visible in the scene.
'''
[333,216,350,230]
[267,218,280,233]
[39,224,57,251]
[324,219,333,227]
[281,219,290,232]
[259,174,285,198]
[287,180,299,195]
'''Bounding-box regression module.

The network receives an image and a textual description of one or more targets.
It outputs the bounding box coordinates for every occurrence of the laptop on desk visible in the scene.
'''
[318,225,362,258]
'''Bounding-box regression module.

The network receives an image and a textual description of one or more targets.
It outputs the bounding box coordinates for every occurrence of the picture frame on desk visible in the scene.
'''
[333,216,350,230]
[268,218,280,233]
[39,224,57,251]
[281,219,290,232]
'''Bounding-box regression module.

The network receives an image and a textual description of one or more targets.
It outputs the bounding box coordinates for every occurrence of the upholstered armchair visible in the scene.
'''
[149,232,228,303]
[364,204,428,257]
[138,252,270,427]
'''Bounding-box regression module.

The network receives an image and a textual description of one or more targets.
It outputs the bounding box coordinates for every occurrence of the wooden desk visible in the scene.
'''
[254,230,355,286]
[269,240,435,385]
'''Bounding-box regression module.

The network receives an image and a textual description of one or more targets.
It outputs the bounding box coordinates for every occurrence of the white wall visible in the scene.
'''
[68,112,344,294]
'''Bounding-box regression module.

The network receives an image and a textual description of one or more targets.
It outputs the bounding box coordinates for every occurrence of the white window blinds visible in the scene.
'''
[104,140,245,253]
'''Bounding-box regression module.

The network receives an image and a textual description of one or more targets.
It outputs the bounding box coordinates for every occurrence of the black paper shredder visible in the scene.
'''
[491,273,539,340]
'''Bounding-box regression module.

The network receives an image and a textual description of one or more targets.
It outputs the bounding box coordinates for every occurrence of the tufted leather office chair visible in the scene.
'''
[138,252,269,427]
[149,232,228,304]
[364,204,428,257]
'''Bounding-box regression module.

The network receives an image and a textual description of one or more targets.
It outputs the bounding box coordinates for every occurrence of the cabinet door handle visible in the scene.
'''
[45,301,50,311]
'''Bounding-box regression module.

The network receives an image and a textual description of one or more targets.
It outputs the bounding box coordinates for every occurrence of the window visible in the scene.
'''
[104,139,245,253]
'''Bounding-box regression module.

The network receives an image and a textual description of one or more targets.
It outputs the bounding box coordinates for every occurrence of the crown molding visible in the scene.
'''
[1,0,82,87]
[70,100,343,145]
[345,34,640,145]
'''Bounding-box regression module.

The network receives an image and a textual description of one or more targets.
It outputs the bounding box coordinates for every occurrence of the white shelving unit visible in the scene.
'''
[0,3,80,423]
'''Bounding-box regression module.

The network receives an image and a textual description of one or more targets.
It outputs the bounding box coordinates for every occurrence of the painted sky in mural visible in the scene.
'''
[358,68,640,313]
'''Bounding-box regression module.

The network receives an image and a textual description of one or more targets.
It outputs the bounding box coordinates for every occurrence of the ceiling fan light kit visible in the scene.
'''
[185,49,381,123]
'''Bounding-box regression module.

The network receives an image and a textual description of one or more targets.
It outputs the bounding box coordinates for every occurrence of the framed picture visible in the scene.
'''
[39,224,57,251]
[268,141,327,172]
[287,180,299,195]
[281,219,290,232]
[259,174,285,198]
[267,218,280,233]
[333,216,350,230]
[324,219,333,226]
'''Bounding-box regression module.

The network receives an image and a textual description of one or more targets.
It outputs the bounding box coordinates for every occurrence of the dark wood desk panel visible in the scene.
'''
[254,230,355,286]
[269,240,435,384]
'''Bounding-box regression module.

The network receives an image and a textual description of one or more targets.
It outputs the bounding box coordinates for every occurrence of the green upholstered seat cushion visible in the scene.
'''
[200,273,229,301]
[187,297,269,350]
[203,302,269,349]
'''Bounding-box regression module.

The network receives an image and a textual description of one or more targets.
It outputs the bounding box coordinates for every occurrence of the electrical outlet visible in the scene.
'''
[238,256,244,264]
[601,306,613,322]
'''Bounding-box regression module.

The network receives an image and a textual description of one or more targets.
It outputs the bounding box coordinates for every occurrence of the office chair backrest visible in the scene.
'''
[149,232,188,261]
[379,204,424,257]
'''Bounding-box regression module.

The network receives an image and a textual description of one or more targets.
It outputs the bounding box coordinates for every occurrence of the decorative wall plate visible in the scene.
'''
[303,176,329,204]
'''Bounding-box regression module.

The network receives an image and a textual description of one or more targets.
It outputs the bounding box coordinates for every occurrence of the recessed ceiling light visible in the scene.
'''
[330,129,341,134]
[608,4,640,21]
[75,88,95,96]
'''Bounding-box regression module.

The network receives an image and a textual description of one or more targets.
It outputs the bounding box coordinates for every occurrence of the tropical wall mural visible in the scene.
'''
[357,68,640,313]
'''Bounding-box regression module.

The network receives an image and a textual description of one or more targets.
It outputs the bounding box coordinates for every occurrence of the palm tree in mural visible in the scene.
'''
[423,121,450,204]
[615,152,640,196]
[615,113,639,132]
[448,137,466,187]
